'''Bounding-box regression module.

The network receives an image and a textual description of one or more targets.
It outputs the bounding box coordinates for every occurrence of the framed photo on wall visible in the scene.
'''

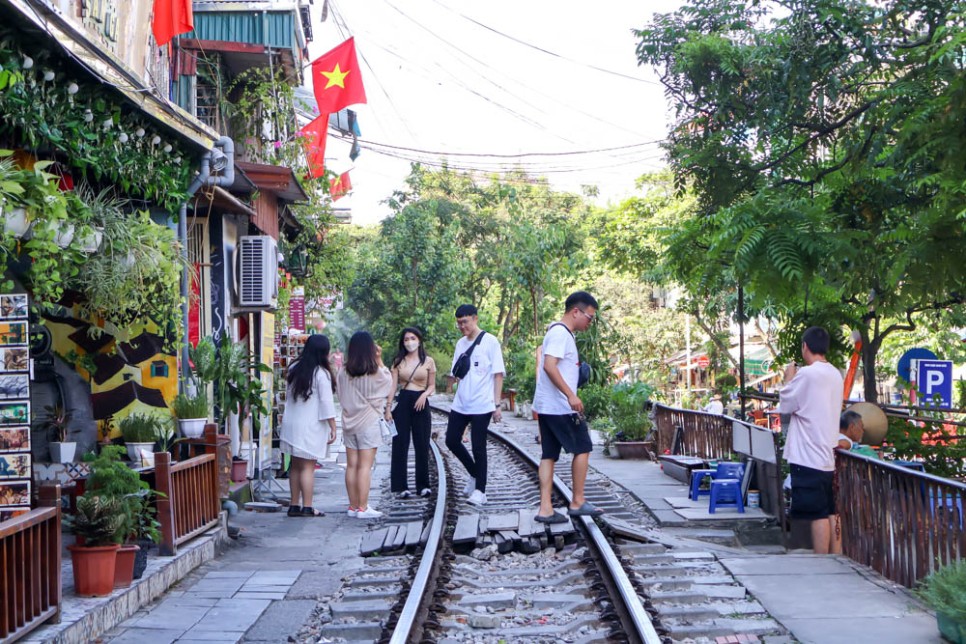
[0,480,30,506]
[0,374,29,400]
[0,425,29,451]
[0,347,29,372]
[0,294,28,319]
[0,403,29,426]
[0,453,30,478]
[0,321,28,346]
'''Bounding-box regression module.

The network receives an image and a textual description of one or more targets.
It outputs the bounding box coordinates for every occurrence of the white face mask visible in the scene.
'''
[404,340,420,353]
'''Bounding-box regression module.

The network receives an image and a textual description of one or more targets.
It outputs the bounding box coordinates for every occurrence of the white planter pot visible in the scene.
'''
[2,207,31,238]
[75,226,103,253]
[54,223,75,248]
[125,442,155,463]
[178,418,207,439]
[49,441,76,463]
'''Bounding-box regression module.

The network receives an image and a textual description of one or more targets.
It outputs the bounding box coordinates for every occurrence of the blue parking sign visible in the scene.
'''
[915,360,954,408]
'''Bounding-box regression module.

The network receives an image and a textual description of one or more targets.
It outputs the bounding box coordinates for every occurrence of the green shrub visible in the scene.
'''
[172,392,208,419]
[580,383,613,421]
[119,413,164,443]
[610,382,655,441]
[917,560,966,624]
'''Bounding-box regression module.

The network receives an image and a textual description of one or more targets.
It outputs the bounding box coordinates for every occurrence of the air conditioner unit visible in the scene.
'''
[238,235,278,309]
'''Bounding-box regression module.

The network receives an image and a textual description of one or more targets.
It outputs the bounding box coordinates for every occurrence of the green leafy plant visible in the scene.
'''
[609,382,655,442]
[172,392,208,419]
[916,560,966,625]
[69,494,126,546]
[83,445,154,541]
[126,490,163,544]
[41,404,72,443]
[195,335,271,434]
[119,414,164,444]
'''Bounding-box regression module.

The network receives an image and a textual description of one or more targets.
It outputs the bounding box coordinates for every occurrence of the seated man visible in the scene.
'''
[837,410,878,458]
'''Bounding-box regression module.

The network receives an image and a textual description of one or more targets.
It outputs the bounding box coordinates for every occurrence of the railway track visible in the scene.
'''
[312,408,786,644]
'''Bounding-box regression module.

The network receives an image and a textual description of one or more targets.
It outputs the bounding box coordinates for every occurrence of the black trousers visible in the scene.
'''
[390,390,431,492]
[444,410,492,493]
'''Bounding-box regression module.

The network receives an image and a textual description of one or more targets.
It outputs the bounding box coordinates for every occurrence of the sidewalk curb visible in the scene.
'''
[26,515,230,644]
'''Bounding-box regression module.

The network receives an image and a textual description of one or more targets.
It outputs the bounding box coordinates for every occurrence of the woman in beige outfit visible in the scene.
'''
[336,331,392,519]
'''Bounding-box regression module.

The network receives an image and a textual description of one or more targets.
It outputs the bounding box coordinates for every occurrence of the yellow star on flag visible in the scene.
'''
[320,63,350,90]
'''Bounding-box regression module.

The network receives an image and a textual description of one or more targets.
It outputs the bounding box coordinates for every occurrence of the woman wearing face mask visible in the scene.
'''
[385,327,437,498]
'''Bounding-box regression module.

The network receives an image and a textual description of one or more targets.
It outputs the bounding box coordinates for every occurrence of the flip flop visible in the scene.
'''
[286,505,302,517]
[301,506,325,517]
[534,511,568,524]
[568,502,604,517]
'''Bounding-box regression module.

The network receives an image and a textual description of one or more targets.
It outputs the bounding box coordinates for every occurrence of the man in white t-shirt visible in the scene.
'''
[703,394,724,415]
[533,291,601,524]
[778,326,844,554]
[444,304,505,507]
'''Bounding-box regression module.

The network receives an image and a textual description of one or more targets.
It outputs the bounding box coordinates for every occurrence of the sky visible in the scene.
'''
[308,0,682,225]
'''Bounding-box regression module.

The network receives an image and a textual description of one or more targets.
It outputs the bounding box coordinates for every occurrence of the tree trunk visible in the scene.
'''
[860,338,879,404]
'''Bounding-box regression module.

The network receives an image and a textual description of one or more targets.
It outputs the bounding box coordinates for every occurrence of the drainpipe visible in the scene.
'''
[178,136,235,389]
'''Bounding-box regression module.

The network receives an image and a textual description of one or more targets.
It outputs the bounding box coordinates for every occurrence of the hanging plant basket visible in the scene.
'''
[1,206,30,238]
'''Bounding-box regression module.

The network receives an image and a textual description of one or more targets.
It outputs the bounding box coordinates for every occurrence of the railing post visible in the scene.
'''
[38,485,62,624]
[205,422,230,498]
[155,452,177,556]
[203,423,221,518]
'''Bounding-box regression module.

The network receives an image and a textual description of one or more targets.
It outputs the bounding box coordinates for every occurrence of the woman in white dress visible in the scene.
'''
[279,334,337,517]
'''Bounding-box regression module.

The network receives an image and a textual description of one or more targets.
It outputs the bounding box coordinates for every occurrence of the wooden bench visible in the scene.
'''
[501,388,517,412]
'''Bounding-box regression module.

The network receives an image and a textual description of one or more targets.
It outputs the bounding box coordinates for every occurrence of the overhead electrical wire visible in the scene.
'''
[428,0,661,87]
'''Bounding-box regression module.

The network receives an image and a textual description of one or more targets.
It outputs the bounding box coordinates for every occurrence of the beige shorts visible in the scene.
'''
[343,423,382,450]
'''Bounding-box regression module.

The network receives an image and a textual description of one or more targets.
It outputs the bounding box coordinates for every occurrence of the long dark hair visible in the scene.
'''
[391,327,427,369]
[287,334,334,402]
[345,331,380,377]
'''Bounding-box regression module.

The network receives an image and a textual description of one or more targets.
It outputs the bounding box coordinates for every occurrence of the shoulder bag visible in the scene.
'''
[452,331,486,379]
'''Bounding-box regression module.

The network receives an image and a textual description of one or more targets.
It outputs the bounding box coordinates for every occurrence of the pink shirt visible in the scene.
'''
[778,361,843,471]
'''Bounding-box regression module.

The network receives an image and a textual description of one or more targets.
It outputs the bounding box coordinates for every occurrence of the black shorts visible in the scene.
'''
[790,463,836,520]
[538,413,593,461]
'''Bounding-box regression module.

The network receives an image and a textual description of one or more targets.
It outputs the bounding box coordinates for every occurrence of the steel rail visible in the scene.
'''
[491,426,664,644]
[388,438,448,644]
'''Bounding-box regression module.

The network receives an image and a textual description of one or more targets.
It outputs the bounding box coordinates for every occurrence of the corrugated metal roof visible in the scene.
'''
[184,11,297,50]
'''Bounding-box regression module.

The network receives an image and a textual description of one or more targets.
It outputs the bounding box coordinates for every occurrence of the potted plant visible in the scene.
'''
[127,490,163,580]
[66,494,125,596]
[917,560,966,643]
[42,404,76,463]
[82,445,153,587]
[172,392,208,439]
[119,413,162,463]
[608,382,656,460]
[0,151,30,237]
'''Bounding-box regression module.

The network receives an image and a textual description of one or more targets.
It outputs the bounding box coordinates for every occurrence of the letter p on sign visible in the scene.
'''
[915,360,953,409]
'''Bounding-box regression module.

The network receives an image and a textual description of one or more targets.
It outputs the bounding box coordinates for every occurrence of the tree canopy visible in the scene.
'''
[636,0,966,400]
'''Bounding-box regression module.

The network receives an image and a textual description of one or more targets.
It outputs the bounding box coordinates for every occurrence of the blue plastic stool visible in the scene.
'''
[709,479,745,514]
[689,469,715,501]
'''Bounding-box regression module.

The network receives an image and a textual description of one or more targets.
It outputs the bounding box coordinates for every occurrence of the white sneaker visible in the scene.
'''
[347,507,358,517]
[356,507,383,519]
[467,490,487,506]
[419,488,432,497]
[463,478,476,496]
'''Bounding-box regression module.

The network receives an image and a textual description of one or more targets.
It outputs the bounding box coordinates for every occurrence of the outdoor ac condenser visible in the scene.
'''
[237,235,278,309]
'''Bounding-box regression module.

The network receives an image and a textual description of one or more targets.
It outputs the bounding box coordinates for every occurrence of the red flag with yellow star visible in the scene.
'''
[312,38,367,115]
[330,171,352,201]
[299,115,328,179]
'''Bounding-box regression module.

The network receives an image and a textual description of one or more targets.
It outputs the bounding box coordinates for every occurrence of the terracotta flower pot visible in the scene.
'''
[114,544,140,588]
[231,459,248,483]
[68,544,120,597]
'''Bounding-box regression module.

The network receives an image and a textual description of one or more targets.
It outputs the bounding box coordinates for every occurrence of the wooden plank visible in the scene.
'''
[452,513,480,544]
[359,528,390,556]
[549,517,575,535]
[517,510,538,538]
[404,521,423,547]
[389,524,408,551]
[494,532,513,554]
[487,513,519,532]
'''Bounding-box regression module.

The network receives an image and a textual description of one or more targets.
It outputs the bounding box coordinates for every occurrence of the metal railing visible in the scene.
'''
[653,403,736,460]
[837,450,966,587]
[0,485,62,642]
[154,445,221,556]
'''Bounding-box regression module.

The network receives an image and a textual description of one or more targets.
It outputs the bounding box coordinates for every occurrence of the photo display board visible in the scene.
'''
[0,294,31,522]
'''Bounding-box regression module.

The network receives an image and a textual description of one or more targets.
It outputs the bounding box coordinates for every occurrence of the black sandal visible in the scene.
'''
[301,506,324,517]
[287,505,302,517]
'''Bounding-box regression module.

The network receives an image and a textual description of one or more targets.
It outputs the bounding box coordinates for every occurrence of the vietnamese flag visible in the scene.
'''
[299,115,328,179]
[152,0,194,47]
[311,38,367,115]
[330,172,352,201]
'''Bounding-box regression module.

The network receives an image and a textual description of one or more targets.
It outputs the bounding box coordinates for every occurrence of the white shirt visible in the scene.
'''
[451,332,505,415]
[778,361,844,471]
[704,400,724,415]
[533,324,579,415]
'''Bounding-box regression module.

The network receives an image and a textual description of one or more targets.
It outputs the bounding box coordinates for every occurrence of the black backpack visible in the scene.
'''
[452,331,486,379]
